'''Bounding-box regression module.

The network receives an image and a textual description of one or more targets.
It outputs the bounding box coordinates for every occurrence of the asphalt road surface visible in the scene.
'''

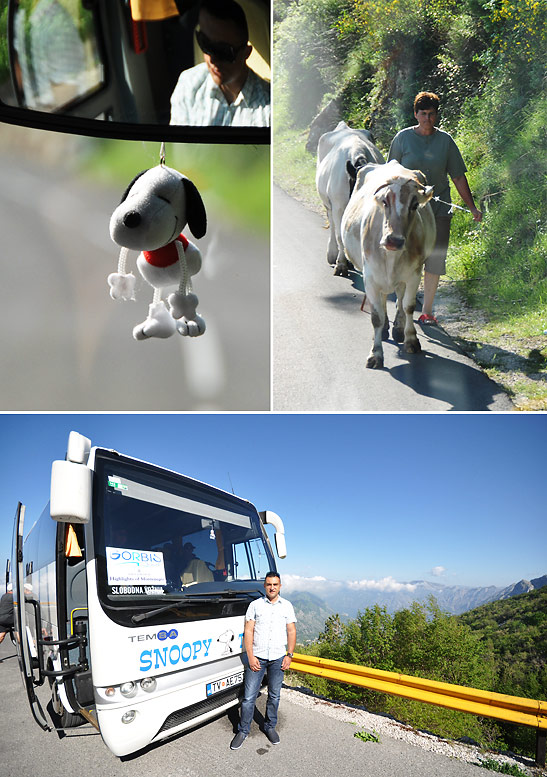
[0,152,269,411]
[273,186,513,411]
[0,638,489,777]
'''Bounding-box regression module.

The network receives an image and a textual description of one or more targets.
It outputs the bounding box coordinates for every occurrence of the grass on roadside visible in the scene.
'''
[475,757,528,776]
[353,727,380,743]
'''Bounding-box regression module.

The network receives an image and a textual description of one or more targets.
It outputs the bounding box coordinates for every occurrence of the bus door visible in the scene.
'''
[13,502,50,731]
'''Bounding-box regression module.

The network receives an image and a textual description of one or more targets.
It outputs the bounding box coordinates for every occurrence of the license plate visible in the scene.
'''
[206,671,244,697]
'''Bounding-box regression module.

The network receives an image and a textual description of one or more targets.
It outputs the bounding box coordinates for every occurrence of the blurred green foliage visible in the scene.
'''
[83,139,270,235]
[0,2,9,86]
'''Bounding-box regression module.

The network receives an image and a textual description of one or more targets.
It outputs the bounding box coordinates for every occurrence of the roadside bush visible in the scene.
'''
[449,87,547,321]
[293,598,498,745]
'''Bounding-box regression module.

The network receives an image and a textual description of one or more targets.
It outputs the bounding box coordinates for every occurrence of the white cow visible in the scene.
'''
[341,160,436,369]
[316,121,384,276]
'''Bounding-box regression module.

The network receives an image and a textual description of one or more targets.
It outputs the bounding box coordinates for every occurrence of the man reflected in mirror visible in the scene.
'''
[170,0,270,127]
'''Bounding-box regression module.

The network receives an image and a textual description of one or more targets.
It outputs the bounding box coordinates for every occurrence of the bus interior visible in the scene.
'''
[0,0,270,128]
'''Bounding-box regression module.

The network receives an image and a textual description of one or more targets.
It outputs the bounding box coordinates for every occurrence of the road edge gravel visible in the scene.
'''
[281,685,543,776]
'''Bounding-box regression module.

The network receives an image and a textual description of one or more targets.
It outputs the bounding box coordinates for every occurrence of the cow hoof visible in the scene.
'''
[334,264,349,277]
[366,353,384,369]
[404,339,421,354]
[392,326,404,343]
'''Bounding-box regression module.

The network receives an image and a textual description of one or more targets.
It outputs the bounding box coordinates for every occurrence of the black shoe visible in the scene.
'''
[265,728,280,745]
[230,732,247,750]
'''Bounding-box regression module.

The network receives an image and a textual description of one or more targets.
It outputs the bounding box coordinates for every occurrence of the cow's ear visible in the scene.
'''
[418,185,435,205]
[412,169,428,187]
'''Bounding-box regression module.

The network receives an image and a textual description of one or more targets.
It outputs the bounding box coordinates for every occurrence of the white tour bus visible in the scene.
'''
[11,431,287,757]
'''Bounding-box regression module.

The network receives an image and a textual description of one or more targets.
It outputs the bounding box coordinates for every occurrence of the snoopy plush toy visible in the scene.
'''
[109,164,207,340]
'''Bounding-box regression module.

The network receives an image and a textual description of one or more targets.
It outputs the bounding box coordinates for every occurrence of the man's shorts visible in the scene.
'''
[425,216,451,275]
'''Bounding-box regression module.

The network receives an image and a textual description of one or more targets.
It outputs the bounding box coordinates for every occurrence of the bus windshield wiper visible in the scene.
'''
[131,588,261,624]
[178,587,262,598]
[131,597,207,623]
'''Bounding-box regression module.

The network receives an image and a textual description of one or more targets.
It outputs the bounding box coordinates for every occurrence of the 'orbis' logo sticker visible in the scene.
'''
[106,546,167,586]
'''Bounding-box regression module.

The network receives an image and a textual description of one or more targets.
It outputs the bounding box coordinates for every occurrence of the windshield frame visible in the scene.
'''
[89,449,275,628]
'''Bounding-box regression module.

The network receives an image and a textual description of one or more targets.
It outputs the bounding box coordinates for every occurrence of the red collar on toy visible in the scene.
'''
[142,234,189,267]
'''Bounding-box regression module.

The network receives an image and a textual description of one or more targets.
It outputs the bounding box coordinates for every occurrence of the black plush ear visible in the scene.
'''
[119,170,150,204]
[182,178,207,238]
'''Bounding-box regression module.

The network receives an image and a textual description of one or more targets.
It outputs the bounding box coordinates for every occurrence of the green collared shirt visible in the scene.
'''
[388,127,467,216]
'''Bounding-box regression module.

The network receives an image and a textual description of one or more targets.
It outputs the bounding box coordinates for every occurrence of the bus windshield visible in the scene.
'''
[92,450,275,625]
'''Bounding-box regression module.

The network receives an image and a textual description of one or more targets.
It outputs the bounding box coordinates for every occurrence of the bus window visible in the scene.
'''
[8,0,104,112]
[232,538,267,581]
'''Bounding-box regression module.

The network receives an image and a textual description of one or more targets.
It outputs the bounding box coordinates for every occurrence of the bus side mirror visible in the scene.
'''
[259,510,287,559]
[274,533,287,560]
[50,460,92,524]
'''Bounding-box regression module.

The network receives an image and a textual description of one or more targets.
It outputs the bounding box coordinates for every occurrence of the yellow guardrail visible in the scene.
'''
[290,653,547,765]
[290,653,547,729]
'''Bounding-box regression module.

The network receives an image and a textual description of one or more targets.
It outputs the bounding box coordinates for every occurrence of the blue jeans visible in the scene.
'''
[238,656,284,735]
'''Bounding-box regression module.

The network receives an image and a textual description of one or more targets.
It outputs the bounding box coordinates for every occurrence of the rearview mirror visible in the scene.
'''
[0,0,270,144]
[50,431,93,523]
[50,460,92,524]
[259,510,287,559]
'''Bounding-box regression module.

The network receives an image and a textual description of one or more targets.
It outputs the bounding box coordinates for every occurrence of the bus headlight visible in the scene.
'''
[140,677,157,693]
[121,710,136,724]
[120,681,137,698]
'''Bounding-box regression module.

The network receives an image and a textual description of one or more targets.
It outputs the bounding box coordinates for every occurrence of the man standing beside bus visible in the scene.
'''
[230,571,296,749]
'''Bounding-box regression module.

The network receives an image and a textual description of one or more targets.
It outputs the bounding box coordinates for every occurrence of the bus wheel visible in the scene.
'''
[50,678,85,728]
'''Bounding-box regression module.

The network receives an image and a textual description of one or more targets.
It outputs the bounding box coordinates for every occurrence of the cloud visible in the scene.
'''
[347,576,417,593]
[282,574,416,594]
[282,574,340,592]
[431,566,446,577]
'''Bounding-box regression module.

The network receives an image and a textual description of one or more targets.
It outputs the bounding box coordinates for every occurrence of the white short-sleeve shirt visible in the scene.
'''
[170,62,270,127]
[245,595,297,660]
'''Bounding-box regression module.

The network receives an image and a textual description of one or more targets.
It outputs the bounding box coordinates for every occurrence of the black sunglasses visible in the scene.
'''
[196,29,247,63]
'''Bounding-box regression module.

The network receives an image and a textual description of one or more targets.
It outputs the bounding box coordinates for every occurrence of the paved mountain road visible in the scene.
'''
[273,186,513,411]
[0,639,493,777]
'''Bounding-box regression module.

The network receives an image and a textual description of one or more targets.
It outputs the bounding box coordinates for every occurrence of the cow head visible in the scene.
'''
[374,176,434,252]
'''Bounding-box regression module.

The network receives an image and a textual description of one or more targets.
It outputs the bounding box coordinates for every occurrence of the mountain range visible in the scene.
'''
[286,574,547,642]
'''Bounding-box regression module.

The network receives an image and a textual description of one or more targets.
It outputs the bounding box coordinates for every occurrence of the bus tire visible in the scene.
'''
[50,678,85,728]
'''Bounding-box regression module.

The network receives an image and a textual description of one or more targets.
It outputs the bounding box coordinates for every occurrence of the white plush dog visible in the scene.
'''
[109,165,207,340]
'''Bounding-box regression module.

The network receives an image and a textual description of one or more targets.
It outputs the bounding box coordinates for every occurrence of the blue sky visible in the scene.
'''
[0,413,544,592]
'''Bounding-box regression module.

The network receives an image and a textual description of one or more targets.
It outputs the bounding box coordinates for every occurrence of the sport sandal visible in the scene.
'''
[418,313,438,325]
